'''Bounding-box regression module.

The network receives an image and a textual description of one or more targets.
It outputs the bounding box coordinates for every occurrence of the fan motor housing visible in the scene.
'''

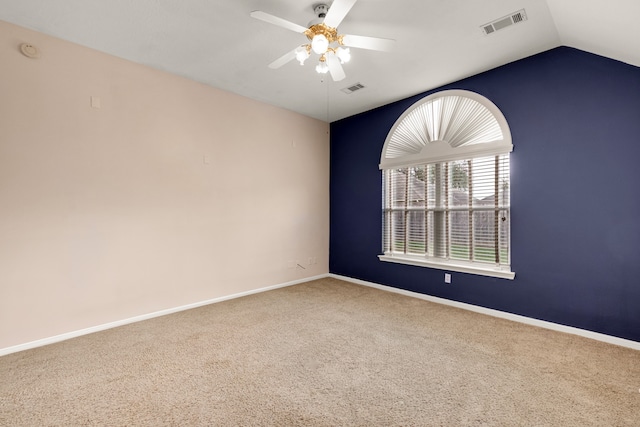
[305,23,339,43]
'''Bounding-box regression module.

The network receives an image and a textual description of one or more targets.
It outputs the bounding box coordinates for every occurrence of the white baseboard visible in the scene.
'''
[329,274,640,351]
[3,273,637,357]
[0,274,327,357]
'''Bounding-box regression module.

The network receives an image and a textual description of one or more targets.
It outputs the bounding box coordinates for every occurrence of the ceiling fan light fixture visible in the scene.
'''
[295,45,311,65]
[311,34,329,54]
[251,0,395,82]
[336,47,351,64]
[315,61,329,74]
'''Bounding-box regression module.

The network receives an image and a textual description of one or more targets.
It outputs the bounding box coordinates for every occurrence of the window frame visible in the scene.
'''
[379,90,514,280]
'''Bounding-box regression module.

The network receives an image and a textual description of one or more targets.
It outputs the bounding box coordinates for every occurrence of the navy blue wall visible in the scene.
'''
[330,47,640,342]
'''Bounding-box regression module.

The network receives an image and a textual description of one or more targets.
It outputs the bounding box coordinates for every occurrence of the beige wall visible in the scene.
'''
[0,21,330,350]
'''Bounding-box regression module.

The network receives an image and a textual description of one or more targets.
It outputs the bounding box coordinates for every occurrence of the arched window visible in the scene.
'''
[379,90,514,279]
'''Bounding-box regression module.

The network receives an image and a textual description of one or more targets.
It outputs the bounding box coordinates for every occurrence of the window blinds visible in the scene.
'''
[383,154,510,266]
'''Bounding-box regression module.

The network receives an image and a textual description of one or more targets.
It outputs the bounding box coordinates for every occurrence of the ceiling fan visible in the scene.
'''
[250,0,395,82]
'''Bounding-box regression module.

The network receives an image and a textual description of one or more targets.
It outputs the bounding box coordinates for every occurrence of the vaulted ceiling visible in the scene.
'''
[1,0,638,122]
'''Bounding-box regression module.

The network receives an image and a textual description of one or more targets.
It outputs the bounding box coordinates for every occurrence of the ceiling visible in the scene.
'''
[1,0,638,122]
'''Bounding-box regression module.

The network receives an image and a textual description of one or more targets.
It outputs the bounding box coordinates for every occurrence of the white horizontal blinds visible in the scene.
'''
[471,154,510,264]
[384,167,427,255]
[471,156,498,263]
[407,165,426,254]
[444,160,469,261]
[383,168,407,253]
[446,155,511,265]
[383,154,510,267]
[443,163,450,259]
[429,164,441,257]
[497,154,510,265]
[382,171,389,253]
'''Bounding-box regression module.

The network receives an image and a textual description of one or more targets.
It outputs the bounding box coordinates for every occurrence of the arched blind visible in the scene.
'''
[380,90,512,169]
[379,90,514,279]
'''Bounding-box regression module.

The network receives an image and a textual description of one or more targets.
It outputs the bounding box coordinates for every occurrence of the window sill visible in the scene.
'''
[378,254,515,280]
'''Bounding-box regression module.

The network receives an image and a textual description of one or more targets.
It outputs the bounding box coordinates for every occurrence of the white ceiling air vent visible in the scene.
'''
[481,9,527,35]
[341,83,365,94]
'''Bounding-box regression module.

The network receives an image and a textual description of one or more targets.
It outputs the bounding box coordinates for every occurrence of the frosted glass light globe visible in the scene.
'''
[311,34,329,54]
[315,62,329,74]
[295,46,310,65]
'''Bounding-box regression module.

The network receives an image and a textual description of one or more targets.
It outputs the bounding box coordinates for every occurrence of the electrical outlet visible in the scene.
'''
[444,273,451,284]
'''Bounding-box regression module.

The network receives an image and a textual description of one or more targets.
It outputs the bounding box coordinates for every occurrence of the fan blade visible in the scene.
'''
[323,0,358,28]
[341,34,395,51]
[326,54,346,82]
[268,47,298,69]
[250,11,308,33]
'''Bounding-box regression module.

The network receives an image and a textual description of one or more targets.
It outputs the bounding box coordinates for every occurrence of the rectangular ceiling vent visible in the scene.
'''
[481,9,527,35]
[341,83,365,94]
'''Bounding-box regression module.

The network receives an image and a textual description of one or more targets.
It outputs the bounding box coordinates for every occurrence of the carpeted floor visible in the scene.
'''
[1,277,639,426]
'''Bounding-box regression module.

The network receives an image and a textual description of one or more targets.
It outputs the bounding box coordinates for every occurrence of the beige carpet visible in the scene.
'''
[1,277,639,426]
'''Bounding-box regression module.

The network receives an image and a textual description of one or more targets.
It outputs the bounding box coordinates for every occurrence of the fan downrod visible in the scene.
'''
[313,4,329,18]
